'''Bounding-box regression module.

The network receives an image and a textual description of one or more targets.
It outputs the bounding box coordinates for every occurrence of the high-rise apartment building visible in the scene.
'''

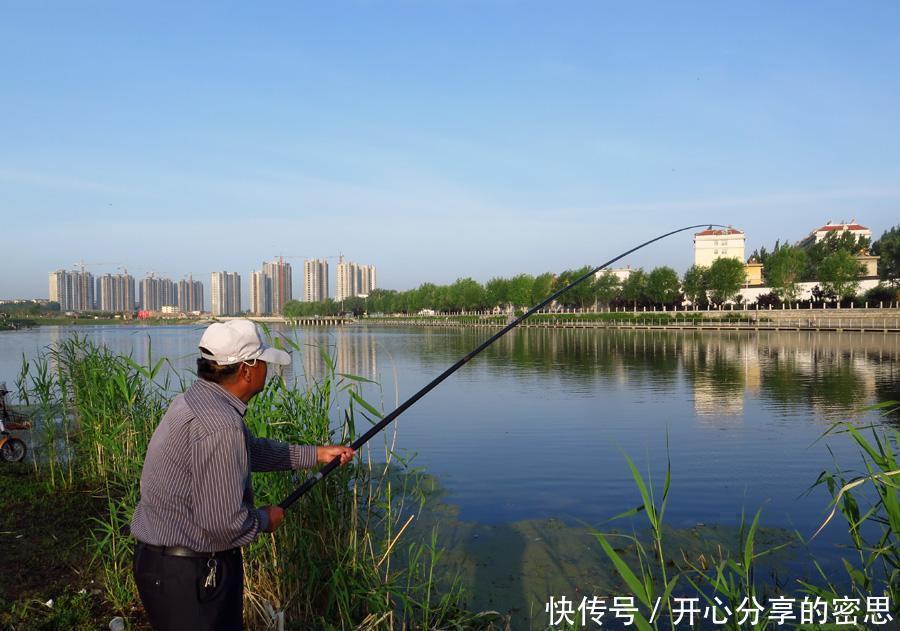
[48,271,63,305]
[211,272,241,316]
[177,276,204,313]
[303,259,329,302]
[49,269,95,312]
[260,259,292,315]
[96,273,135,313]
[335,257,377,301]
[250,270,270,316]
[139,275,177,311]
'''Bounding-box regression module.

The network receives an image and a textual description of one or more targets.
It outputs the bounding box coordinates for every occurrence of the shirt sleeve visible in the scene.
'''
[246,430,318,472]
[191,426,264,550]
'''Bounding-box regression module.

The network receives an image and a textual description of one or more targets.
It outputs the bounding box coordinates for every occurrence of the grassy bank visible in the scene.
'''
[0,466,125,630]
[2,336,506,630]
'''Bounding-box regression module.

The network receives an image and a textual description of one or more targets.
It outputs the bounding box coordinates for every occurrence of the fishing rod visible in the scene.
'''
[280,223,729,509]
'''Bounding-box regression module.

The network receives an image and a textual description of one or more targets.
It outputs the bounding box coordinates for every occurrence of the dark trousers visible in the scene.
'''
[133,542,244,631]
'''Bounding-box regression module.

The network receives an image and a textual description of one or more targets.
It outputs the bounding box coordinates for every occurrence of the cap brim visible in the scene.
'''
[258,346,291,366]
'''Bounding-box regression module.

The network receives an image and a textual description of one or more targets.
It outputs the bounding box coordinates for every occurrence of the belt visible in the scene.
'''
[136,541,238,559]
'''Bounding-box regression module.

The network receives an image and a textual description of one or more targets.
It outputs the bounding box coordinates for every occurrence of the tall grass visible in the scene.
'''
[592,453,795,630]
[803,405,900,621]
[594,407,900,629]
[15,334,506,630]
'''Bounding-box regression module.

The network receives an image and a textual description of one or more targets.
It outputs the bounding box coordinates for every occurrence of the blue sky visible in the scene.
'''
[2,1,899,301]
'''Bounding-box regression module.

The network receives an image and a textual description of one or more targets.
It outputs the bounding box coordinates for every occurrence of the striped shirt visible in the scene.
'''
[131,378,317,552]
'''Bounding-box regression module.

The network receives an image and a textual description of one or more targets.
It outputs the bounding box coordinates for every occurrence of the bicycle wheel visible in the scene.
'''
[0,437,26,463]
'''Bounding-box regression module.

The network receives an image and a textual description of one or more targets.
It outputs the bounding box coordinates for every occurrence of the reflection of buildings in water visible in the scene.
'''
[755,331,888,414]
[335,332,377,382]
[516,327,897,420]
[294,331,379,387]
[679,332,752,420]
[299,336,331,386]
[742,345,762,394]
[693,382,744,418]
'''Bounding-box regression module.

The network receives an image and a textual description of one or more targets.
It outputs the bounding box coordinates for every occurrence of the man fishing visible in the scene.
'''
[130,319,354,631]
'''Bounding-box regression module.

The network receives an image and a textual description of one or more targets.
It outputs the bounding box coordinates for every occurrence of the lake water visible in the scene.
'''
[2,324,898,624]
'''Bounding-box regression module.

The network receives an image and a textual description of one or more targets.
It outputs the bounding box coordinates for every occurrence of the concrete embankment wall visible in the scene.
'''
[361,308,900,333]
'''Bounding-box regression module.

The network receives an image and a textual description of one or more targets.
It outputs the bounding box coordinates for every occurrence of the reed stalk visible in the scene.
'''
[15,333,505,630]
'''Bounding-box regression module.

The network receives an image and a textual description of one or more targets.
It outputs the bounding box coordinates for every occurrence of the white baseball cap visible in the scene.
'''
[198,319,291,366]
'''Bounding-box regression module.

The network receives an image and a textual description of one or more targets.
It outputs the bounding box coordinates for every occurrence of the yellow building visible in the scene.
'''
[856,254,880,279]
[744,261,764,287]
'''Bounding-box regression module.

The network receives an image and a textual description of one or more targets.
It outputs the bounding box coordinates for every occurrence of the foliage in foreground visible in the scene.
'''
[592,405,900,630]
[12,335,506,630]
[802,408,900,621]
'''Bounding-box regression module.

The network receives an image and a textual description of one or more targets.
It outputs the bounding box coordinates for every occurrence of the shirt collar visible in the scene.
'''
[193,378,248,416]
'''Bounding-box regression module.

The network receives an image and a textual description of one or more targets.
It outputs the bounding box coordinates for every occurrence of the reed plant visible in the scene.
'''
[594,405,900,630]
[802,403,900,622]
[592,446,793,631]
[14,333,505,630]
[591,451,680,631]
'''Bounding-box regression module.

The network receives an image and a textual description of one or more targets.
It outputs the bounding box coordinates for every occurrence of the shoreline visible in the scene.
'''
[4,307,900,334]
[360,308,900,333]
[362,320,900,333]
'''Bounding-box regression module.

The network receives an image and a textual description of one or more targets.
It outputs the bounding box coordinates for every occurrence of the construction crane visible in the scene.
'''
[72,261,119,274]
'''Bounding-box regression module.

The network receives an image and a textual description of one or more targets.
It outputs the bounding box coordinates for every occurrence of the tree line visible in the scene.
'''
[748,224,899,302]
[284,257,751,317]
[283,224,899,317]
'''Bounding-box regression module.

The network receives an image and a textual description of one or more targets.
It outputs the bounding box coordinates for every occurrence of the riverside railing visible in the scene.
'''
[361,315,900,332]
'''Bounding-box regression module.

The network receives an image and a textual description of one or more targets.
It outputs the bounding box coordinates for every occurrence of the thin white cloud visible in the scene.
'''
[547,187,900,216]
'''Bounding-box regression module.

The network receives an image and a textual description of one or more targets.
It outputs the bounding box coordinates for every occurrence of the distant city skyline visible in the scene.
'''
[40,256,380,312]
[31,216,886,312]
[3,3,899,299]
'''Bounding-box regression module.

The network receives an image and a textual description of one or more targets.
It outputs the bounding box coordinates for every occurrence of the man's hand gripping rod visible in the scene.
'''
[280,223,728,509]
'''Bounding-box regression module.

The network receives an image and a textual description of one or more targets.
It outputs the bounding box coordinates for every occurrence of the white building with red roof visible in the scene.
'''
[808,219,871,244]
[693,227,745,267]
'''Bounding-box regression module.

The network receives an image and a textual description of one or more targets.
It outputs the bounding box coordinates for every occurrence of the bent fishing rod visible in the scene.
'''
[280,223,729,509]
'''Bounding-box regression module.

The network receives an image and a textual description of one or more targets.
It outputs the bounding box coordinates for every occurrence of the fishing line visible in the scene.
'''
[280,223,730,509]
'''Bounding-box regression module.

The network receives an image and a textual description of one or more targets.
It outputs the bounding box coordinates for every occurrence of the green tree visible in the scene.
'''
[485,277,510,308]
[681,266,708,307]
[414,283,439,311]
[367,288,396,314]
[804,231,870,280]
[507,274,535,308]
[765,245,808,303]
[433,284,452,311]
[748,239,786,267]
[594,271,621,307]
[872,225,900,286]
[556,266,595,309]
[706,258,745,306]
[645,266,680,306]
[621,269,648,308]
[532,273,555,304]
[448,278,486,311]
[818,250,865,300]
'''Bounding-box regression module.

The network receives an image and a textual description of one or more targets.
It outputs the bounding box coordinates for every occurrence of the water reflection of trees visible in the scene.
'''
[440,328,684,387]
[756,333,886,413]
[291,326,898,420]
